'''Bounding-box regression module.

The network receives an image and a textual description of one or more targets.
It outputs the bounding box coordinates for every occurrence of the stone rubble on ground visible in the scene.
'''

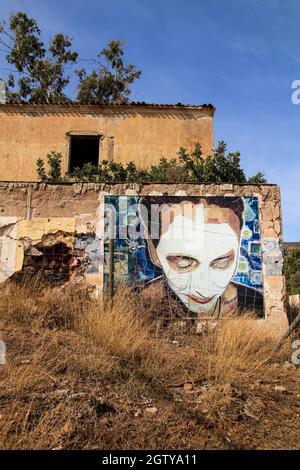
[144,406,158,414]
[274,385,287,393]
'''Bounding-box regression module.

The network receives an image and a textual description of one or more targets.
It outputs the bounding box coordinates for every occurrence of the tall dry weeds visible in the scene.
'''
[0,279,293,449]
[199,314,283,384]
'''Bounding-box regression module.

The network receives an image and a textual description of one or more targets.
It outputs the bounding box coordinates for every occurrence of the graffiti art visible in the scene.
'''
[104,195,264,319]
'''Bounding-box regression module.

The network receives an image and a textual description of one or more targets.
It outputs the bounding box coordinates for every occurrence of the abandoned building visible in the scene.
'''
[0,97,288,334]
[0,102,214,181]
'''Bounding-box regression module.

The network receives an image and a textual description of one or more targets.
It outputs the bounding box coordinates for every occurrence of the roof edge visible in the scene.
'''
[0,101,215,114]
[0,181,277,187]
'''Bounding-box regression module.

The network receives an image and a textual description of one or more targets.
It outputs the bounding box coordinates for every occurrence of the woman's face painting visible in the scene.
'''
[154,203,241,313]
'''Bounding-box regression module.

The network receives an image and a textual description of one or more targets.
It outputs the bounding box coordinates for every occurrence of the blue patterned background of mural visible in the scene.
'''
[104,196,263,292]
[232,197,263,289]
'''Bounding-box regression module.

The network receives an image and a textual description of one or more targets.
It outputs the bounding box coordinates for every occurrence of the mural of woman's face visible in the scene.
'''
[149,202,241,314]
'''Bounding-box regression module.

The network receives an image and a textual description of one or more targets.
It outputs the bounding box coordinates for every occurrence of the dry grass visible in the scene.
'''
[75,287,149,366]
[201,314,287,384]
[0,279,297,450]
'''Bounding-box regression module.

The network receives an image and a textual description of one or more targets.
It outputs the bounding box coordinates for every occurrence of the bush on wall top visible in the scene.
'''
[36,141,267,184]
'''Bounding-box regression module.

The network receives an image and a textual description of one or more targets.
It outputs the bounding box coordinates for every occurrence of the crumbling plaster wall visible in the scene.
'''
[0,182,287,333]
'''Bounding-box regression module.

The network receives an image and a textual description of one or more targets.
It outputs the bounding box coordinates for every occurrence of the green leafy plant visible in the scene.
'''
[285,245,300,295]
[247,172,268,184]
[36,142,267,184]
[0,12,141,105]
[76,39,141,104]
[36,151,63,182]
[36,158,47,182]
[0,12,78,103]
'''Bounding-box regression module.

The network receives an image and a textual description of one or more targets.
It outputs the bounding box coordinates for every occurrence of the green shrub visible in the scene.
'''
[36,142,267,184]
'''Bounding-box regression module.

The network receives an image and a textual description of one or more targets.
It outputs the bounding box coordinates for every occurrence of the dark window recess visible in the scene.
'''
[69,135,100,171]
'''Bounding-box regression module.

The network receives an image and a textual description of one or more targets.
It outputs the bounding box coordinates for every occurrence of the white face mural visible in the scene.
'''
[155,204,240,314]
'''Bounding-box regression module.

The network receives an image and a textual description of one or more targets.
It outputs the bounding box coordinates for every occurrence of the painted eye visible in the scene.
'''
[178,258,193,269]
[210,256,233,270]
[166,256,199,272]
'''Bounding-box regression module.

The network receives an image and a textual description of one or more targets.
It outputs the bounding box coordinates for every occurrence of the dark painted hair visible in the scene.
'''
[138,195,244,247]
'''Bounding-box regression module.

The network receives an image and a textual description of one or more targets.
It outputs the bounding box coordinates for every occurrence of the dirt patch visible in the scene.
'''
[0,283,299,450]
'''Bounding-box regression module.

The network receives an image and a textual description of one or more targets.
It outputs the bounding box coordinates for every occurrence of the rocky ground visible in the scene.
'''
[0,325,299,450]
[0,282,299,450]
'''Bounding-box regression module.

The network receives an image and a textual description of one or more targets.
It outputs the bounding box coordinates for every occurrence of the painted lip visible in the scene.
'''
[186,294,215,304]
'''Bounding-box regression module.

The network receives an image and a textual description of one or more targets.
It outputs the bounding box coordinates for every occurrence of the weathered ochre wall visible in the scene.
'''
[0,104,214,181]
[0,182,287,334]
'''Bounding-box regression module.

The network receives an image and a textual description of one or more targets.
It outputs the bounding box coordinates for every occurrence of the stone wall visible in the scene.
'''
[0,104,214,181]
[0,182,287,333]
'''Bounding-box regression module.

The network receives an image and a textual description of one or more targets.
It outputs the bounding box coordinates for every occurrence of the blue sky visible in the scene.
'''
[0,0,299,240]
